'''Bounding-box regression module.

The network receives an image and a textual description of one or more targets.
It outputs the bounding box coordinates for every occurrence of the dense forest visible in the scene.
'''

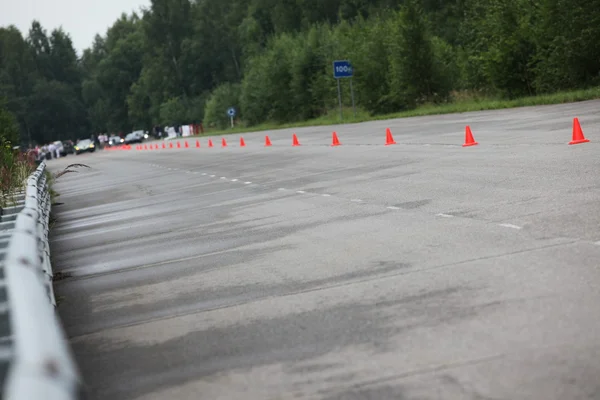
[1,0,600,146]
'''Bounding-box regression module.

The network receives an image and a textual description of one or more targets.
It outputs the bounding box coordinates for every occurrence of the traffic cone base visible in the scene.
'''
[463,126,478,147]
[569,117,590,145]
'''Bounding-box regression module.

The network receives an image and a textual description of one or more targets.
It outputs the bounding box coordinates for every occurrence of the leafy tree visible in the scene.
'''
[0,100,20,145]
[204,83,242,129]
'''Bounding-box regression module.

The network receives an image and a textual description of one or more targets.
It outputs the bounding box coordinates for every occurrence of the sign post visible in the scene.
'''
[227,107,236,128]
[333,60,355,122]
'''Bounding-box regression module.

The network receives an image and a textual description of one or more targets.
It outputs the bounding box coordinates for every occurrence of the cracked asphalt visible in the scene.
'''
[50,100,600,400]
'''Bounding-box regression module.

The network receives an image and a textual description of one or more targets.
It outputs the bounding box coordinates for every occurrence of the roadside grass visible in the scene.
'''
[196,87,600,137]
[0,147,37,208]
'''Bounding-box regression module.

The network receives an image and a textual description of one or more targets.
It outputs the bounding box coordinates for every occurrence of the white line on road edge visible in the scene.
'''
[436,213,454,218]
[387,206,400,210]
[499,223,522,230]
[297,190,306,194]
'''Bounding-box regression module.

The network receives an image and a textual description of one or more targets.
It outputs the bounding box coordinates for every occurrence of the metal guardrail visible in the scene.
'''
[0,162,83,399]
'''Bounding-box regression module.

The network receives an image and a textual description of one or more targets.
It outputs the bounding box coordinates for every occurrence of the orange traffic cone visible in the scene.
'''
[208,139,213,148]
[240,137,246,147]
[169,142,173,149]
[463,126,478,147]
[332,132,341,146]
[385,128,396,145]
[184,141,189,148]
[265,135,272,147]
[162,143,166,149]
[155,144,159,150]
[177,141,181,148]
[222,138,227,147]
[569,117,590,145]
[195,140,200,148]
[292,133,300,146]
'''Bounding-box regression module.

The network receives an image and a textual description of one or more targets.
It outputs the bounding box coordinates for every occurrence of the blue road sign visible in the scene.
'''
[333,60,353,79]
[227,107,236,117]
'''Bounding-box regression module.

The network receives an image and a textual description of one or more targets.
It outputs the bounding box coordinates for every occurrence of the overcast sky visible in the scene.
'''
[0,0,150,55]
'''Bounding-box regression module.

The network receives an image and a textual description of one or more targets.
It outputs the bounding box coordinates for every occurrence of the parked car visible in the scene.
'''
[124,131,144,144]
[74,139,96,155]
[108,135,124,146]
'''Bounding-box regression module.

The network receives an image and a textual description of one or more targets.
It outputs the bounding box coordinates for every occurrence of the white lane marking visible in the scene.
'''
[202,173,207,176]
[278,188,286,191]
[387,206,400,210]
[594,241,600,246]
[210,175,215,178]
[499,223,522,230]
[297,190,306,194]
[244,182,252,185]
[350,199,362,203]
[436,213,454,218]
[322,194,331,197]
[231,179,238,182]
[220,177,227,180]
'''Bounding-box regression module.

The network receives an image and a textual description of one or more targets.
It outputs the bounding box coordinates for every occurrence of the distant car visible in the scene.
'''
[124,131,144,144]
[74,139,96,155]
[108,135,124,146]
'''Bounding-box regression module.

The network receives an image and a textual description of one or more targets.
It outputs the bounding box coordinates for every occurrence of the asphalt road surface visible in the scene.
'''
[50,101,600,400]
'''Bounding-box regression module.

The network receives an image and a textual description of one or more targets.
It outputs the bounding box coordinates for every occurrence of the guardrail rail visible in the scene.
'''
[0,162,83,399]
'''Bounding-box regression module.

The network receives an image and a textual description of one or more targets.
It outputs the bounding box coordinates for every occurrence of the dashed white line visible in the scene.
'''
[322,194,331,197]
[231,179,238,182]
[209,175,215,178]
[436,213,454,218]
[244,182,252,185]
[594,241,600,246]
[297,190,306,194]
[278,188,286,191]
[387,206,400,210]
[202,173,207,176]
[220,177,228,180]
[350,199,363,203]
[499,223,522,230]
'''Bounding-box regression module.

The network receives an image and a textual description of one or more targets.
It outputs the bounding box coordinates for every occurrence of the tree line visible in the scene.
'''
[1,0,600,145]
